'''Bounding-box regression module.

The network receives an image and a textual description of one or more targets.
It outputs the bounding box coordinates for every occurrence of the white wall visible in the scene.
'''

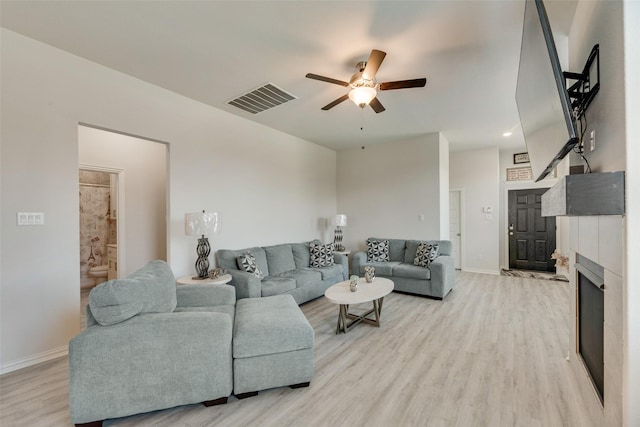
[79,126,167,275]
[336,133,447,253]
[449,147,500,274]
[562,1,633,424]
[0,29,336,372]
[623,1,640,425]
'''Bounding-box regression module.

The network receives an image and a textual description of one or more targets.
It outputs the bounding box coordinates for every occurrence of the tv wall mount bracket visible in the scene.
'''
[564,44,600,120]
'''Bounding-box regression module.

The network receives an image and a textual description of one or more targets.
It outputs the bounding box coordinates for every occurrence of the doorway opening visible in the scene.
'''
[507,188,556,272]
[78,124,169,329]
[79,167,124,289]
[449,189,463,270]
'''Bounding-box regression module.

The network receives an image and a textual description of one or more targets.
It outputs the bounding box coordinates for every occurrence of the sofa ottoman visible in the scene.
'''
[233,294,314,397]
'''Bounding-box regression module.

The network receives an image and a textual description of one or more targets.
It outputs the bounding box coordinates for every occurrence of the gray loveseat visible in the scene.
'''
[217,239,348,304]
[352,238,455,299]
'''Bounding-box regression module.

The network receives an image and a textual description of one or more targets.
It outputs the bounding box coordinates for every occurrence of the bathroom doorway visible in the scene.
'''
[79,166,124,289]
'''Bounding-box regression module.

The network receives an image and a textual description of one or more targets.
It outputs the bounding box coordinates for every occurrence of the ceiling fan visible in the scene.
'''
[305,49,427,113]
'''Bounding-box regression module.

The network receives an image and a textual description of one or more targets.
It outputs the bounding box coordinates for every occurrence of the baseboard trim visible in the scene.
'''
[462,268,501,276]
[1,345,68,375]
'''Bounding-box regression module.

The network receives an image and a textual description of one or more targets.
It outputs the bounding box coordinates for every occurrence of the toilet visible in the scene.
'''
[88,265,109,285]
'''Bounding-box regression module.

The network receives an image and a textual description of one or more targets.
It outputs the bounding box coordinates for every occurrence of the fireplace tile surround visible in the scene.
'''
[568,214,625,426]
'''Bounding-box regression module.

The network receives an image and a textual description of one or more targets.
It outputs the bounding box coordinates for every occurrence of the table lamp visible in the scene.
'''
[185,210,219,279]
[334,214,347,252]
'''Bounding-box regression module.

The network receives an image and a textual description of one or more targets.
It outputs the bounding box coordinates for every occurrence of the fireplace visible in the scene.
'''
[576,254,604,403]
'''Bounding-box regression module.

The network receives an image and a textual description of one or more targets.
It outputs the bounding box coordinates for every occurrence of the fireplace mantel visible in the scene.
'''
[541,171,625,217]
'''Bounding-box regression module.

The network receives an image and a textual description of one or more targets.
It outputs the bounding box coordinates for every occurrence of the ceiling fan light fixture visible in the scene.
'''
[348,86,377,108]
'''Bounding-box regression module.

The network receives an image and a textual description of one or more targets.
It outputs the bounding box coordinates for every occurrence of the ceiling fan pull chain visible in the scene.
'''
[360,108,364,131]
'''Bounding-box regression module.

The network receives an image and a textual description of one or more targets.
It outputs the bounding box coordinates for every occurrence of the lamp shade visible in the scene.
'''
[348,86,377,107]
[185,211,219,236]
[335,214,347,227]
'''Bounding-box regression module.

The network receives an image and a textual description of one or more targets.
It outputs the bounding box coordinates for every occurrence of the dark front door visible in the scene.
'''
[508,188,556,272]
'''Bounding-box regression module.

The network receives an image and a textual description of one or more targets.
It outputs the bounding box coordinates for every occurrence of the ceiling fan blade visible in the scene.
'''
[369,97,386,113]
[379,78,427,91]
[305,73,349,87]
[362,49,386,80]
[321,94,349,110]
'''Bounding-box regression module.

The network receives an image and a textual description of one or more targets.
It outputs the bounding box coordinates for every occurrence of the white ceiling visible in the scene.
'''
[0,0,577,152]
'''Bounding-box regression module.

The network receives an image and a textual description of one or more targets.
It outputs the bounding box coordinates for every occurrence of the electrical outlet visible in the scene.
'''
[590,130,596,151]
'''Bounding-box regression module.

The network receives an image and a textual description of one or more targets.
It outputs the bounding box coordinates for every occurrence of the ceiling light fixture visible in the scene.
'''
[347,61,378,108]
[348,86,377,108]
[502,131,513,137]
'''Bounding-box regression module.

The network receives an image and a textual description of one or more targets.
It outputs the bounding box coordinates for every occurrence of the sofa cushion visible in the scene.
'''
[261,276,296,297]
[310,242,335,267]
[404,240,449,263]
[306,264,343,280]
[234,295,314,359]
[219,247,269,276]
[237,253,265,279]
[358,261,400,276]
[393,263,431,280]
[414,243,439,267]
[291,241,316,269]
[371,237,405,262]
[264,244,296,276]
[276,269,322,288]
[89,260,177,326]
[367,239,390,262]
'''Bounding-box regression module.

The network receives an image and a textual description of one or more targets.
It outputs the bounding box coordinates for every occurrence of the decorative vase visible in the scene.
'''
[349,275,359,292]
[364,266,375,283]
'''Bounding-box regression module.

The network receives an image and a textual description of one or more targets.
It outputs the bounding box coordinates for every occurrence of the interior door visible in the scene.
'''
[508,188,556,272]
[449,190,462,269]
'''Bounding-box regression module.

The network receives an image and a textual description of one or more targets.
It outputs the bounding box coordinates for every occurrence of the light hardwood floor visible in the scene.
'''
[0,272,594,427]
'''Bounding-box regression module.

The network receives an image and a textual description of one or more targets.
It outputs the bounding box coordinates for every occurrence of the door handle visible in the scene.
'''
[509,224,514,231]
[509,232,514,236]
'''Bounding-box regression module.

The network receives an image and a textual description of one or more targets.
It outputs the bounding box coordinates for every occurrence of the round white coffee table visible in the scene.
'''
[324,277,394,334]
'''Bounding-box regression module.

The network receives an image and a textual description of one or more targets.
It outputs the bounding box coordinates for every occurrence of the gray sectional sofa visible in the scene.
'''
[217,239,348,304]
[69,260,314,426]
[352,238,456,299]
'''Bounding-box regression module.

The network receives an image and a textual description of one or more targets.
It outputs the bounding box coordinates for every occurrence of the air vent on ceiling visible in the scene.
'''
[227,83,297,114]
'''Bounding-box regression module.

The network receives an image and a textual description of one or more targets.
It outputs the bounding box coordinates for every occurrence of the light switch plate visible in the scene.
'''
[17,212,44,225]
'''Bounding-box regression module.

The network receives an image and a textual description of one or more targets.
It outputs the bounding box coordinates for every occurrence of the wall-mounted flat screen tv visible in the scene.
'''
[516,0,579,182]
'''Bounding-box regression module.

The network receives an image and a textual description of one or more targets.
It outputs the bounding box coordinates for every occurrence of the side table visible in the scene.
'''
[335,250,351,275]
[176,273,232,286]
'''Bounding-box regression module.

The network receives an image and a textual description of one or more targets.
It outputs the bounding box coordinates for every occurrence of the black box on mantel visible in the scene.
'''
[541,171,625,217]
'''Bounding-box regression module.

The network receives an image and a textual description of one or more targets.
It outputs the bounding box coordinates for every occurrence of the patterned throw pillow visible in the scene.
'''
[310,242,335,267]
[367,239,390,262]
[414,243,439,268]
[237,253,264,279]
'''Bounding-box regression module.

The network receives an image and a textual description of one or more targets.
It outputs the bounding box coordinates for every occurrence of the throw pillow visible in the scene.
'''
[237,253,265,279]
[414,243,439,268]
[367,239,390,262]
[309,242,335,267]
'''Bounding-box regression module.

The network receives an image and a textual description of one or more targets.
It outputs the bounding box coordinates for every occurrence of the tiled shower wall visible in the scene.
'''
[79,171,116,282]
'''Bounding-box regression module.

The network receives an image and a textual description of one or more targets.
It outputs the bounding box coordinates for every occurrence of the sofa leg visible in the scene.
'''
[235,391,259,399]
[202,396,228,407]
[289,381,310,389]
[75,422,103,427]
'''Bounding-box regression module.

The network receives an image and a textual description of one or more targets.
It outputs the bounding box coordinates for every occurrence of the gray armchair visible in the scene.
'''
[69,260,235,427]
